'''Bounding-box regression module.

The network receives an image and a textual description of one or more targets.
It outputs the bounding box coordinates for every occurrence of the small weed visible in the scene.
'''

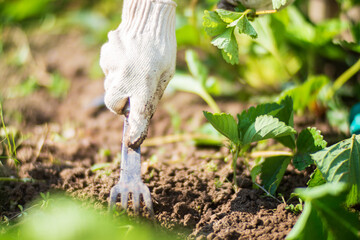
[91,163,111,172]
[148,154,158,165]
[8,76,39,98]
[285,200,303,215]
[205,160,218,172]
[99,148,111,158]
[0,103,21,169]
[39,192,52,209]
[214,178,223,189]
[48,73,70,99]
[17,205,28,218]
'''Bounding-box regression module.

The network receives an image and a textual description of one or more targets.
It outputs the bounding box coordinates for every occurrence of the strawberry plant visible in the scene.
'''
[204,97,329,193]
[205,96,360,238]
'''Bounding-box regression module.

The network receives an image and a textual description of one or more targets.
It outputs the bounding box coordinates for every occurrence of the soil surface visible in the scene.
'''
[0,31,344,239]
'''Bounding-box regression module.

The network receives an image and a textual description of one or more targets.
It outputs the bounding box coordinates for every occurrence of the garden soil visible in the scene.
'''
[0,31,344,239]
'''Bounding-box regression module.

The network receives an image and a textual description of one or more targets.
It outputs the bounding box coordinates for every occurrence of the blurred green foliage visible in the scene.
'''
[0,195,178,240]
[1,0,358,107]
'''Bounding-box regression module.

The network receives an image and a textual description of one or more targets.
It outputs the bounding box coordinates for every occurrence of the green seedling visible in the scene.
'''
[39,192,52,209]
[205,97,329,196]
[90,163,111,172]
[17,205,28,218]
[214,177,224,189]
[285,201,303,215]
[48,73,70,99]
[169,50,220,113]
[0,103,20,170]
[8,76,39,98]
[280,193,303,215]
[205,160,218,172]
[204,96,296,187]
[99,148,111,158]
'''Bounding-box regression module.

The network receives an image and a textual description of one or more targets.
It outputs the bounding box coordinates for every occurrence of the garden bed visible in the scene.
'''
[0,31,349,239]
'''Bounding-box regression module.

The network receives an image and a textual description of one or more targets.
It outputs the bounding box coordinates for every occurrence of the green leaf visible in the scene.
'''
[293,127,327,170]
[280,75,329,113]
[169,73,220,113]
[237,102,284,139]
[235,16,258,39]
[48,73,70,99]
[185,50,208,85]
[311,135,360,205]
[327,107,349,134]
[276,96,294,127]
[250,164,262,182]
[272,0,288,9]
[243,115,296,145]
[307,168,326,188]
[203,9,258,65]
[203,10,227,37]
[275,96,296,149]
[211,28,239,65]
[287,183,360,240]
[203,111,239,145]
[260,156,291,195]
[215,9,242,24]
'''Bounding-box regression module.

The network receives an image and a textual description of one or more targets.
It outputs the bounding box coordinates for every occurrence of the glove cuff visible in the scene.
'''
[121,0,176,37]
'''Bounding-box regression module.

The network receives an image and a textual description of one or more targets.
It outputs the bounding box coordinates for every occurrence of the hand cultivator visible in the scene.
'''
[109,108,154,216]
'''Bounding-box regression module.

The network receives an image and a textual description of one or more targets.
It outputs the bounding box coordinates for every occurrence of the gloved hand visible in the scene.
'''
[100,0,177,148]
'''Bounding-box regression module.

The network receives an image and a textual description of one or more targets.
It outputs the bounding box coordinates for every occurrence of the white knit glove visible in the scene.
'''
[100,0,177,148]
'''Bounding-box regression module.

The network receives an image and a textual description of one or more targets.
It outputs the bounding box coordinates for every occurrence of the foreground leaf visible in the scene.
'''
[293,127,327,170]
[1,195,174,240]
[260,156,291,195]
[243,115,296,145]
[311,134,360,205]
[287,183,360,240]
[203,111,239,145]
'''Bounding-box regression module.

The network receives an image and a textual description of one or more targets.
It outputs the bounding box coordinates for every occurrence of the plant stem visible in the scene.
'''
[249,150,293,158]
[232,144,241,187]
[255,9,277,15]
[254,182,282,203]
[328,58,360,99]
[142,133,224,146]
[0,104,12,155]
[199,89,221,113]
[0,177,42,183]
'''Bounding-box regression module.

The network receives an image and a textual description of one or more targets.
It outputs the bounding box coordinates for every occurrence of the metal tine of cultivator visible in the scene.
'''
[109,109,154,216]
